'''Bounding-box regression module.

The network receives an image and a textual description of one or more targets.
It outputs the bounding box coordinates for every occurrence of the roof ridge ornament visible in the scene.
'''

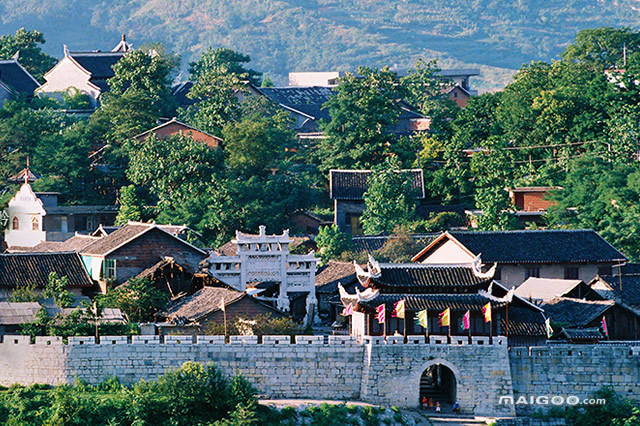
[471,253,497,279]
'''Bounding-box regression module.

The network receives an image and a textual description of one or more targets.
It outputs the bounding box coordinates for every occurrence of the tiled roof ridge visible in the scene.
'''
[449,229,597,235]
[0,251,78,257]
[379,263,474,269]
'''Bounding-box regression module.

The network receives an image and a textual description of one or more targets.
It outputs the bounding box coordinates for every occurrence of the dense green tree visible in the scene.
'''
[315,224,353,265]
[562,27,640,70]
[317,67,416,172]
[96,278,168,322]
[189,47,261,85]
[469,139,519,231]
[105,44,180,117]
[222,116,294,177]
[361,157,419,235]
[401,58,459,134]
[546,154,640,261]
[0,28,56,82]
[115,184,142,225]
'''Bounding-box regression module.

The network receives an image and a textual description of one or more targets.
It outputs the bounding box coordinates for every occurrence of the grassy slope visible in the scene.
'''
[0,0,639,90]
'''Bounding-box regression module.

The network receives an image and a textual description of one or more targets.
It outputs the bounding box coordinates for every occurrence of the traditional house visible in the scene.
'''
[0,55,40,105]
[541,297,640,341]
[412,230,626,289]
[161,286,289,334]
[514,277,596,304]
[79,221,206,292]
[589,273,640,311]
[0,252,95,298]
[330,169,425,235]
[205,226,318,323]
[37,35,131,109]
[340,258,546,346]
[3,181,117,248]
[257,86,430,140]
[134,118,222,149]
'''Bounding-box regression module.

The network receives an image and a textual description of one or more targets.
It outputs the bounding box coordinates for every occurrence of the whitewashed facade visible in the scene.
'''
[4,183,47,248]
[207,226,318,321]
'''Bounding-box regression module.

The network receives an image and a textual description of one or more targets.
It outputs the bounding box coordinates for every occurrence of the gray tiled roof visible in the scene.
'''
[0,59,39,94]
[330,169,425,200]
[446,230,626,264]
[373,264,492,290]
[315,261,359,294]
[595,274,640,306]
[540,297,613,326]
[0,252,94,288]
[70,52,125,80]
[351,234,436,253]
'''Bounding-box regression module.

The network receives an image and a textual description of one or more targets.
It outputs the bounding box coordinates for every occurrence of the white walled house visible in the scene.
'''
[3,182,117,249]
[4,183,47,248]
[412,230,627,289]
[37,36,131,109]
[207,226,318,323]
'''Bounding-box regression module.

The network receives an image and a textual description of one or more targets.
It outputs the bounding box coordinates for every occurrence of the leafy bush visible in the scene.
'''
[0,362,261,425]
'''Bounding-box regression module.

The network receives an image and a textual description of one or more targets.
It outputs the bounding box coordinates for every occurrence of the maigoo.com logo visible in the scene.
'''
[499,395,606,406]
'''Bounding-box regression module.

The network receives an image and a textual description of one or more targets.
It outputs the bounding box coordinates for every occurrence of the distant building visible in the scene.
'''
[3,181,117,248]
[37,35,132,109]
[134,118,222,149]
[205,226,318,323]
[412,230,627,289]
[0,54,40,105]
[507,186,561,225]
[288,68,480,107]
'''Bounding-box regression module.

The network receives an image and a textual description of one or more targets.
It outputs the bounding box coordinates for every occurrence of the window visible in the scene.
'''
[102,258,116,281]
[525,267,540,279]
[598,266,613,276]
[564,267,579,280]
[12,216,19,230]
[31,216,39,231]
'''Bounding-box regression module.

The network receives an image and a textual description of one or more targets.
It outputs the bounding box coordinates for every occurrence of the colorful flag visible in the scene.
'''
[342,303,353,316]
[482,302,492,323]
[545,318,553,339]
[438,308,450,327]
[376,304,385,324]
[462,310,470,330]
[218,297,225,312]
[417,309,428,329]
[392,300,405,319]
[602,316,608,337]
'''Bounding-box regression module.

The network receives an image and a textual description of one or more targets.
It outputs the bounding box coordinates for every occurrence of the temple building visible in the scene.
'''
[340,257,547,346]
[205,226,318,323]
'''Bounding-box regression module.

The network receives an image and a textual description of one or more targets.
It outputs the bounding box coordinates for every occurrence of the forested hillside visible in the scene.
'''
[1,0,640,90]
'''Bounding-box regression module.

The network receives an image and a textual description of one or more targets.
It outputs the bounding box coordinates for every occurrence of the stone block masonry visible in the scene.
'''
[510,345,640,415]
[0,336,639,417]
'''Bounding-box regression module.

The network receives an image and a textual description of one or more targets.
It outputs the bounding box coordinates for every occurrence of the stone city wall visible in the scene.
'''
[1,335,639,417]
[0,335,363,401]
[509,344,640,415]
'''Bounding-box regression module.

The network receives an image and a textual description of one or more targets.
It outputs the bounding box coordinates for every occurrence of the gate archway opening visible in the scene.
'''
[419,363,457,408]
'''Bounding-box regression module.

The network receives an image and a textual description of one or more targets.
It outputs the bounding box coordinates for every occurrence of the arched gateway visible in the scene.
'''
[414,358,461,410]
